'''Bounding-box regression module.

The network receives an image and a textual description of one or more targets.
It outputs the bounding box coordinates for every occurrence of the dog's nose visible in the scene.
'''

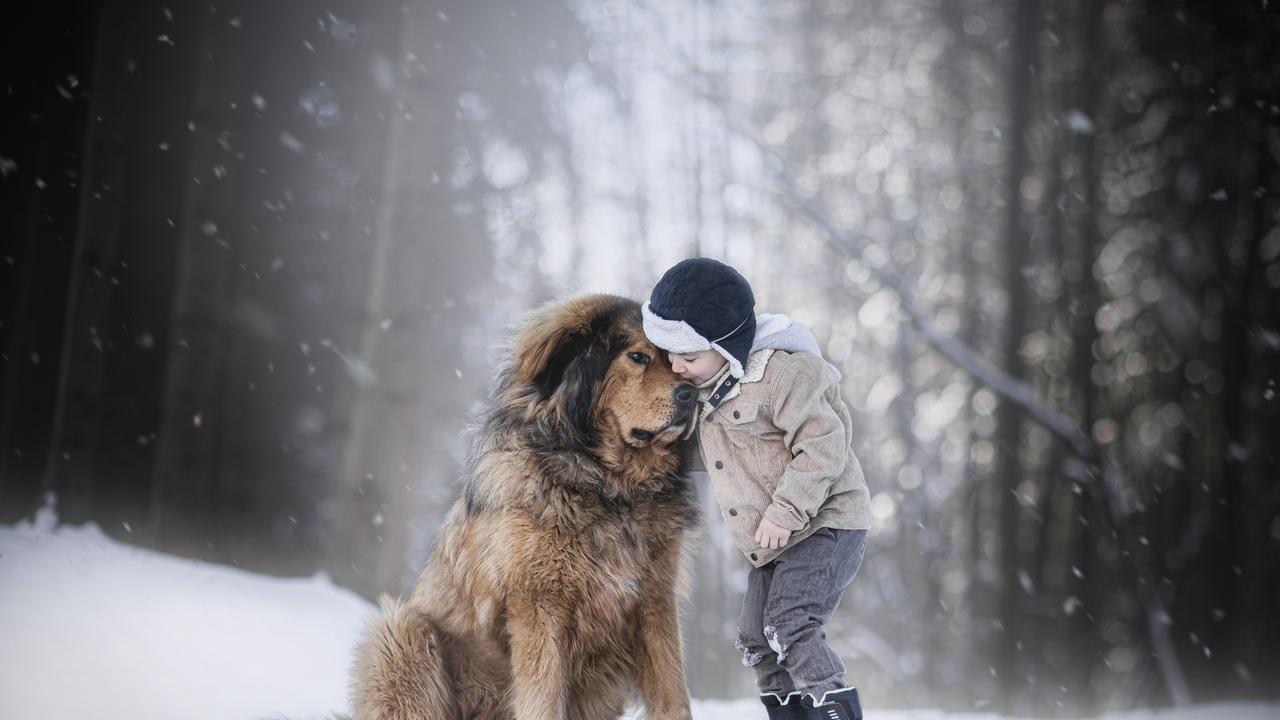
[674,384,696,404]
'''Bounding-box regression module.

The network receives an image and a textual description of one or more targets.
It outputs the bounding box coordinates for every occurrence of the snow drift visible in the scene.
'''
[0,505,1273,720]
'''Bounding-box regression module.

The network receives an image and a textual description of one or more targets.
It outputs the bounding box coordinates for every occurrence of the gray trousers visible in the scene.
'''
[735,527,867,698]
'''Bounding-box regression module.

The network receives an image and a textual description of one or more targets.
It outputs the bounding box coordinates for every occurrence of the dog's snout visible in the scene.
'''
[674,384,696,405]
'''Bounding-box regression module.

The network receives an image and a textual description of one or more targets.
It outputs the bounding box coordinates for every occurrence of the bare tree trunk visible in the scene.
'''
[146,0,246,559]
[994,0,1041,708]
[327,1,497,597]
[38,2,131,523]
[0,1,99,522]
[329,6,421,597]
[1064,0,1105,710]
[1212,56,1266,700]
[937,2,994,698]
[43,1,203,536]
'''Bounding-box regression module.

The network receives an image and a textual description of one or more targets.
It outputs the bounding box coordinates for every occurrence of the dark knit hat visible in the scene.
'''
[642,258,756,378]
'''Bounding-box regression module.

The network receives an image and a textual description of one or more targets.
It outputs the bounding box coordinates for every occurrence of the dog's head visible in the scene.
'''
[509,294,698,454]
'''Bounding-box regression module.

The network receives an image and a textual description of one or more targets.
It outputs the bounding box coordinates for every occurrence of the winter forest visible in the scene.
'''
[1,0,1278,717]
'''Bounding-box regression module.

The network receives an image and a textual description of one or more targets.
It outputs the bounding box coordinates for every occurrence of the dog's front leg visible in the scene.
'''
[635,548,694,720]
[508,605,569,720]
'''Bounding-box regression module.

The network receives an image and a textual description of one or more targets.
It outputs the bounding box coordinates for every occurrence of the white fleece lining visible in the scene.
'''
[759,690,803,705]
[641,302,708,352]
[805,686,857,707]
[642,301,745,378]
[710,341,745,378]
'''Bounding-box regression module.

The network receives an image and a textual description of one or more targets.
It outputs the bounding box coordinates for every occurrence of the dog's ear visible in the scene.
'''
[553,336,617,443]
[512,296,628,445]
[511,295,622,388]
[530,330,594,399]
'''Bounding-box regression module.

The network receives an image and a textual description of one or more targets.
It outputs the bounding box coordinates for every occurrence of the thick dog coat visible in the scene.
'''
[350,294,699,720]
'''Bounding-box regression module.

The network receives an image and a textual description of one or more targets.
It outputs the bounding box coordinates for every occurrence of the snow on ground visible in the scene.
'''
[0,504,370,720]
[1,507,1275,720]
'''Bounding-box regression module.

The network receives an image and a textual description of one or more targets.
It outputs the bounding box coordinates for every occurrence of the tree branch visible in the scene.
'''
[714,103,1096,460]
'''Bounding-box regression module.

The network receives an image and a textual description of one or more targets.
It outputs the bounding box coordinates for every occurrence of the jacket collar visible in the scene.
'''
[699,348,774,419]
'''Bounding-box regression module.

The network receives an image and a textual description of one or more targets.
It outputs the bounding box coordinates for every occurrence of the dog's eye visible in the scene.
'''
[628,351,651,365]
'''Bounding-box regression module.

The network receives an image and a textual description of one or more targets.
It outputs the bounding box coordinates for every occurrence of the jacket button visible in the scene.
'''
[732,410,741,419]
[728,508,738,516]
[714,461,724,469]
[750,553,758,561]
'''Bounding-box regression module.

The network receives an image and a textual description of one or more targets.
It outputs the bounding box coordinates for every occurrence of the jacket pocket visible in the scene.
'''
[723,401,760,426]
[720,402,760,454]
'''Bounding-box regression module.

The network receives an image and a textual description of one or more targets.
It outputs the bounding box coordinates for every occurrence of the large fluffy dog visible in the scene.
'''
[351,294,700,720]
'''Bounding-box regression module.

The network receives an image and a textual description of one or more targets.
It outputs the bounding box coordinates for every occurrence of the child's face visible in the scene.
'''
[667,349,727,384]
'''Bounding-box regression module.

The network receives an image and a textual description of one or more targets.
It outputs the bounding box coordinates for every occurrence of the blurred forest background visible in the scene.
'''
[2,0,1278,714]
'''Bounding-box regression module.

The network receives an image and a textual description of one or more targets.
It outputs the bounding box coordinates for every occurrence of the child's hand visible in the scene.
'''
[754,517,791,550]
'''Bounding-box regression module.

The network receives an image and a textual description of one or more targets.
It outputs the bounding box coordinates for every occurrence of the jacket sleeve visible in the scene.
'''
[761,353,850,532]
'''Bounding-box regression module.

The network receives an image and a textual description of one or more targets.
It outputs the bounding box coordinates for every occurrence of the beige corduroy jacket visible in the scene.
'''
[690,349,872,567]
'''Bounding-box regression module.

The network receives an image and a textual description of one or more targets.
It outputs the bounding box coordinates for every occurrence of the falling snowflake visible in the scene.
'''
[299,85,342,128]
[1065,109,1095,134]
[279,132,306,154]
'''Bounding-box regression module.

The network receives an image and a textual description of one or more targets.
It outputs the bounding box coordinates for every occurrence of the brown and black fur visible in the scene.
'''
[350,294,700,720]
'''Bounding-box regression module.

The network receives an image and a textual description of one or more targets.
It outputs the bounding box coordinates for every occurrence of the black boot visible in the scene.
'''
[800,688,862,720]
[760,691,804,719]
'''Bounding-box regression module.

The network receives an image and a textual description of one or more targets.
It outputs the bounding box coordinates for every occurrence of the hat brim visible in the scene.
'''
[642,302,746,378]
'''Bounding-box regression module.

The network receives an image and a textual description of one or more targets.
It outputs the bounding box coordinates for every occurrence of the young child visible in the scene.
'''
[642,258,872,720]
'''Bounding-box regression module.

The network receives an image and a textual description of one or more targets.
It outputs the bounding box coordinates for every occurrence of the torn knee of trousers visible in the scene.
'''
[762,624,789,664]
[734,636,766,667]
